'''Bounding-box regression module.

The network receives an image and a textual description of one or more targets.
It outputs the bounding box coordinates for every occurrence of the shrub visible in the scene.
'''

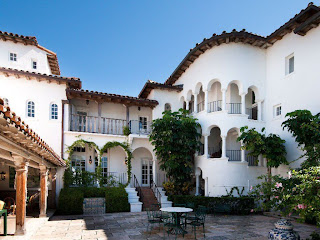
[82,187,106,198]
[169,195,254,215]
[105,187,130,213]
[57,188,84,215]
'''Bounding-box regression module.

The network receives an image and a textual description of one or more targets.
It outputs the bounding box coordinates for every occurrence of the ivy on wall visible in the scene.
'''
[64,137,133,187]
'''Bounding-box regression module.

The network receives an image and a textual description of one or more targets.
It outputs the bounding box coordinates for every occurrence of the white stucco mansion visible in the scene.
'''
[0,2,320,212]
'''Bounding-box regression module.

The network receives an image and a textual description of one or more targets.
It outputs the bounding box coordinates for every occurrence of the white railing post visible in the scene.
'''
[241,93,246,115]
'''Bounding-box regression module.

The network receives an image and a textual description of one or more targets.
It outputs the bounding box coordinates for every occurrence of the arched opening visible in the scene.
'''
[196,86,205,113]
[189,95,195,113]
[164,103,171,112]
[208,127,222,158]
[179,96,186,110]
[245,86,259,120]
[226,128,241,161]
[197,126,204,156]
[226,83,241,114]
[132,147,154,187]
[207,80,222,112]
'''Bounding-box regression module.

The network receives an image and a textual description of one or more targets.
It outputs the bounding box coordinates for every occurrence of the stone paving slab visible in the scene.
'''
[1,212,320,239]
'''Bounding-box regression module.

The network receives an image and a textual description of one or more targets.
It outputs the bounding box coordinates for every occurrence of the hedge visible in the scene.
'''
[105,187,130,213]
[57,187,130,215]
[57,188,84,215]
[169,195,255,215]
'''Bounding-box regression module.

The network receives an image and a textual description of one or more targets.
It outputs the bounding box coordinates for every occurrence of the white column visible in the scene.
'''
[204,90,208,112]
[221,89,226,112]
[241,93,246,115]
[152,159,156,185]
[186,101,189,111]
[204,135,209,158]
[241,141,246,162]
[257,100,262,121]
[195,174,200,196]
[39,164,48,218]
[194,94,198,113]
[221,135,227,158]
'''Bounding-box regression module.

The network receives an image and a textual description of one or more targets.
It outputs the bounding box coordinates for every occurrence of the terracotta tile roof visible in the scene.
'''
[0,30,61,75]
[0,67,81,89]
[66,88,159,108]
[164,2,320,85]
[0,98,65,167]
[138,80,183,99]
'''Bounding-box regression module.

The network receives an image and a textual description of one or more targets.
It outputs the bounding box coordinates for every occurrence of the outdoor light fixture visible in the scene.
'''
[89,156,92,164]
[0,171,5,181]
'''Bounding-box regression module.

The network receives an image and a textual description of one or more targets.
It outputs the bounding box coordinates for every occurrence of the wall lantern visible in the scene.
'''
[0,171,5,181]
[89,156,92,164]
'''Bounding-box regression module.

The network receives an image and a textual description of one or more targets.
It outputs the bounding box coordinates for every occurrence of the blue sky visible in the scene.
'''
[0,0,315,96]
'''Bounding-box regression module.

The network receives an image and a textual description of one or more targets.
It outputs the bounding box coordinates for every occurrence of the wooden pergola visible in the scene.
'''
[0,98,65,235]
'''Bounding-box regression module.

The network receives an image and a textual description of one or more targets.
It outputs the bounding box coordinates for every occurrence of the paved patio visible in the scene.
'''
[0,212,319,240]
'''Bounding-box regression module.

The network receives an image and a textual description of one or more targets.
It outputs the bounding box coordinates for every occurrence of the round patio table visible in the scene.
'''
[160,207,193,235]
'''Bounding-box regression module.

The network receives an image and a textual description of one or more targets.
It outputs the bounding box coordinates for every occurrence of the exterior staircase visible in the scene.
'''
[141,187,159,210]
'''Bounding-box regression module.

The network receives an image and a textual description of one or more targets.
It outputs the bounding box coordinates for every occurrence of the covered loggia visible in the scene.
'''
[226,128,242,161]
[226,81,242,114]
[207,126,222,158]
[207,79,223,113]
[245,86,262,120]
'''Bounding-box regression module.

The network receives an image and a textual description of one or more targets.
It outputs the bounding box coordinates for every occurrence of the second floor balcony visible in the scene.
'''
[69,114,151,136]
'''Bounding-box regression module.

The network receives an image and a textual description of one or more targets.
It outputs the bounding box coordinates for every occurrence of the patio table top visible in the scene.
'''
[160,207,193,213]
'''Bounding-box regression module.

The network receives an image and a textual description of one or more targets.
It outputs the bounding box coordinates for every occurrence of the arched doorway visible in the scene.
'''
[132,147,153,187]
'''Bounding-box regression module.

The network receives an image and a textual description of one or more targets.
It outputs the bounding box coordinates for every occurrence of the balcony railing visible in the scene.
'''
[227,103,241,114]
[197,101,205,113]
[208,147,222,158]
[70,114,127,135]
[246,153,258,166]
[246,107,258,120]
[129,120,151,135]
[226,150,241,161]
[208,100,222,113]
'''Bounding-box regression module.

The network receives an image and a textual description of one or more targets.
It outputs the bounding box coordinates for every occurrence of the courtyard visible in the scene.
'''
[0,212,319,240]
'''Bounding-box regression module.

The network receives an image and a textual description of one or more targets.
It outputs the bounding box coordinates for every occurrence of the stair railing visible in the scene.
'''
[133,174,144,202]
[150,179,162,205]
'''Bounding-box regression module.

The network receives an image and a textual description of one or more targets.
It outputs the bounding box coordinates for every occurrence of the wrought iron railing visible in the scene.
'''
[70,114,126,135]
[208,147,222,158]
[197,101,205,113]
[208,100,222,113]
[226,103,241,114]
[133,174,143,203]
[129,120,151,135]
[246,153,258,166]
[246,107,258,120]
[150,179,162,205]
[226,150,241,161]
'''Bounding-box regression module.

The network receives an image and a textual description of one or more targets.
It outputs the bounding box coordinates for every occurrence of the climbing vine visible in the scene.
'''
[64,137,133,187]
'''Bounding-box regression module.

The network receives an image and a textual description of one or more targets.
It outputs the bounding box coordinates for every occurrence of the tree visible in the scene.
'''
[282,110,320,168]
[149,109,201,195]
[237,126,288,181]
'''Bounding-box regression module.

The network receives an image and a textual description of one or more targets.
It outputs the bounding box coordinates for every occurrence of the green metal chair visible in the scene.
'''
[162,212,185,240]
[184,205,207,228]
[146,208,162,234]
[186,209,206,239]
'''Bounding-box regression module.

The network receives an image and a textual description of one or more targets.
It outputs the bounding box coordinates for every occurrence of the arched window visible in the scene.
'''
[164,103,171,111]
[27,101,35,117]
[50,103,58,120]
[3,98,9,106]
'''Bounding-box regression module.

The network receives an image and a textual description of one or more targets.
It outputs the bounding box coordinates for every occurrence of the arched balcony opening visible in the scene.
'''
[197,126,204,156]
[196,87,205,113]
[207,81,222,113]
[245,86,261,121]
[180,96,186,110]
[226,128,241,162]
[226,83,241,114]
[189,95,195,113]
[208,127,222,158]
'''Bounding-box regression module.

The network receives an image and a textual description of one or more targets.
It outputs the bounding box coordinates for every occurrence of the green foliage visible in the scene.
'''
[169,195,255,215]
[64,138,133,187]
[149,109,201,195]
[250,167,320,226]
[57,188,84,215]
[57,187,130,215]
[163,181,193,196]
[238,126,288,169]
[282,110,320,168]
[123,126,131,136]
[307,232,320,240]
[225,186,245,197]
[105,187,130,213]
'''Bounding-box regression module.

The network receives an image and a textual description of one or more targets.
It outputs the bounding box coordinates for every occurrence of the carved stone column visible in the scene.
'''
[39,165,48,218]
[13,156,28,235]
